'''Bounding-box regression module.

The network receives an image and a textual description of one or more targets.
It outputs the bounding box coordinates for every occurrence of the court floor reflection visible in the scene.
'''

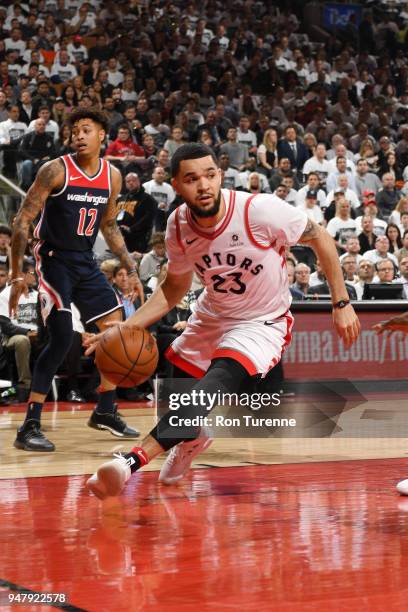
[2,459,408,611]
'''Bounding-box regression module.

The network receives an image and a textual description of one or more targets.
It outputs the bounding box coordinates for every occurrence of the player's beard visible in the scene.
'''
[188,189,222,218]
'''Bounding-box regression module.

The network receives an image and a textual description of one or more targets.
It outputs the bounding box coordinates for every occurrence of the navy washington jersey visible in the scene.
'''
[34,154,111,251]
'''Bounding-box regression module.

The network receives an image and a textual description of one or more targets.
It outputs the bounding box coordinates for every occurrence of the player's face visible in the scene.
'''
[71,118,105,156]
[172,156,222,219]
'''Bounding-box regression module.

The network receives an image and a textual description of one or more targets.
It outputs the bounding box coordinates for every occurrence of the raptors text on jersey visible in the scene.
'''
[166,189,308,321]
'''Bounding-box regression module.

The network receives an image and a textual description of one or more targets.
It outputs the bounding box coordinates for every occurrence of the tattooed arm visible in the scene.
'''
[298,218,361,347]
[9,159,65,317]
[100,165,144,303]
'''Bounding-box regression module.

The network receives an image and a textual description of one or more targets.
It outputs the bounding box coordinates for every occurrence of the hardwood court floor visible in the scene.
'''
[1,399,408,611]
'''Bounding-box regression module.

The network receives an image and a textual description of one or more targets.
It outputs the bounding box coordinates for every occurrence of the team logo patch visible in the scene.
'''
[229,233,243,247]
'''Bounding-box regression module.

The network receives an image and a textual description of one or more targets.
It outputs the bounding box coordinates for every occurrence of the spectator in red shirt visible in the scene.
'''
[104,124,145,176]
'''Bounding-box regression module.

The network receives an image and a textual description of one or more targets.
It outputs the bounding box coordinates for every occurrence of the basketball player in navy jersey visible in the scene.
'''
[9,108,144,451]
[85,143,361,499]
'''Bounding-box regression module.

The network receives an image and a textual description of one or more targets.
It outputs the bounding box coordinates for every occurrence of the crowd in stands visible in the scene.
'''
[0,0,408,399]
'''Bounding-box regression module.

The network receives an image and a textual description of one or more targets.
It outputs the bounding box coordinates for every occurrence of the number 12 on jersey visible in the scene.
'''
[77,207,98,236]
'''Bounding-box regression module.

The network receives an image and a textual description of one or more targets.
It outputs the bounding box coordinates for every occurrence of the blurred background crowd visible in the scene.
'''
[0,0,407,401]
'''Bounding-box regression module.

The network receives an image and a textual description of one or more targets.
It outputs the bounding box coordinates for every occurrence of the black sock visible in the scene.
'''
[123,447,149,473]
[24,402,43,425]
[95,390,115,414]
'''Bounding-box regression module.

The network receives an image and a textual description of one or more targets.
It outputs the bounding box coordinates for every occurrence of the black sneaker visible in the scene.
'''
[14,420,55,452]
[88,406,140,438]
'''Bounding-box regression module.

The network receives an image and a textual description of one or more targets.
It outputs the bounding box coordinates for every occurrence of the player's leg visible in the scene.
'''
[87,309,139,438]
[86,357,249,498]
[14,308,75,451]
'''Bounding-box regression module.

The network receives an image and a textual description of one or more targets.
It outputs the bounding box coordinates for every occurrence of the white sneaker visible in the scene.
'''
[159,435,213,485]
[86,455,131,499]
[396,478,408,495]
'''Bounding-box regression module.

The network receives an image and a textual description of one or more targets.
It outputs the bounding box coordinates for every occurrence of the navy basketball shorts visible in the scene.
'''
[34,242,123,325]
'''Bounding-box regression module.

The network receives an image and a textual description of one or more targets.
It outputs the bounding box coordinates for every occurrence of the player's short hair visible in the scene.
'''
[67,107,109,133]
[171,143,218,178]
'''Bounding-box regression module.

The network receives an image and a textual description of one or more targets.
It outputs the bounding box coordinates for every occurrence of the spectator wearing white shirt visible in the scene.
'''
[399,211,408,236]
[27,106,59,142]
[281,175,298,206]
[354,199,388,236]
[143,166,176,232]
[309,259,326,287]
[22,42,45,66]
[364,235,398,268]
[300,189,324,223]
[70,4,97,35]
[326,175,360,210]
[339,237,363,265]
[0,104,27,144]
[106,57,123,88]
[302,143,331,184]
[214,24,229,51]
[4,27,26,56]
[270,44,293,71]
[326,156,357,193]
[50,50,77,83]
[296,172,326,209]
[326,198,358,252]
[236,115,257,154]
[67,35,89,64]
[239,163,270,193]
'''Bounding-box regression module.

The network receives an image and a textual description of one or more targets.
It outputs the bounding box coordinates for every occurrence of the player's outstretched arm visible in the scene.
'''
[373,312,408,334]
[299,219,361,347]
[9,159,64,318]
[100,165,144,303]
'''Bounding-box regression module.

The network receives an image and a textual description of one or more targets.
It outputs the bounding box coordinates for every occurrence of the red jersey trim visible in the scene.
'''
[267,312,294,371]
[244,194,277,250]
[33,241,64,310]
[67,154,104,181]
[185,190,235,239]
[175,207,185,254]
[49,156,68,198]
[165,346,205,378]
[212,348,258,376]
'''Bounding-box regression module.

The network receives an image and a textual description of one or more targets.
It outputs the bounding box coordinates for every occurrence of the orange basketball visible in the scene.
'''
[95,325,159,388]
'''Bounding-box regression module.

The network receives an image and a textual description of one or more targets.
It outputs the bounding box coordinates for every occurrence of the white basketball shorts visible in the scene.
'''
[165,309,294,378]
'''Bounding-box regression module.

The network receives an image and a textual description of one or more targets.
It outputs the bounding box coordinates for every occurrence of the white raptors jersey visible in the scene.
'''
[166,189,308,321]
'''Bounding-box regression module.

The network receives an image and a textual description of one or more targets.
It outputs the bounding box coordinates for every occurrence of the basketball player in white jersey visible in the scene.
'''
[86,143,360,499]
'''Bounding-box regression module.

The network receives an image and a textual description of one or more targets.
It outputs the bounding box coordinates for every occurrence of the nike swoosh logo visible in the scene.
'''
[186,238,198,245]
[70,176,82,180]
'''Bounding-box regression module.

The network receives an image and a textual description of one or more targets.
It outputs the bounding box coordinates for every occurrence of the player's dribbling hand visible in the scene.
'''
[82,321,122,355]
[332,304,361,348]
[8,280,25,318]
